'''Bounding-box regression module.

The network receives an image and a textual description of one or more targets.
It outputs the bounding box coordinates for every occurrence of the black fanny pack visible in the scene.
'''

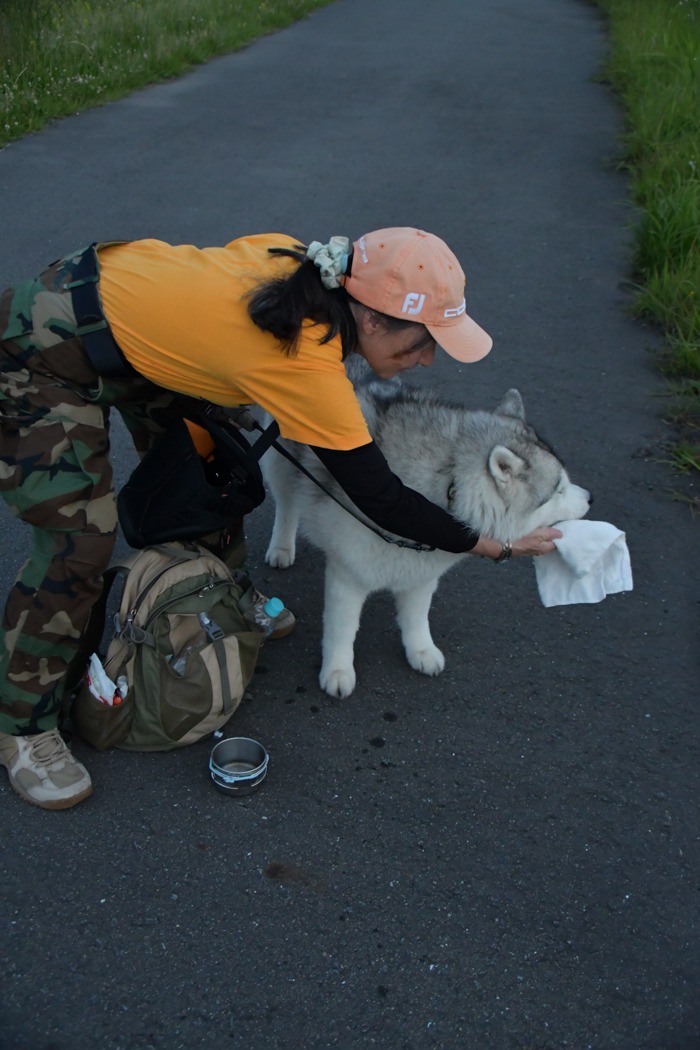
[117,415,280,548]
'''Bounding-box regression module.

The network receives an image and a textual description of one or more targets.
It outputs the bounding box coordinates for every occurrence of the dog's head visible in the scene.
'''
[452,389,590,542]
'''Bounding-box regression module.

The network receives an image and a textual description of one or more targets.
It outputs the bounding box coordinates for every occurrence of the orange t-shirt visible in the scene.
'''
[97,235,371,451]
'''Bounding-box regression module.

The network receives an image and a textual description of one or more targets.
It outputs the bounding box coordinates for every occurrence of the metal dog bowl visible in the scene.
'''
[209,737,268,796]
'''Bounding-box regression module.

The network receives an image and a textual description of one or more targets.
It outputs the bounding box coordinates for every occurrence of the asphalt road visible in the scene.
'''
[1,1,698,1048]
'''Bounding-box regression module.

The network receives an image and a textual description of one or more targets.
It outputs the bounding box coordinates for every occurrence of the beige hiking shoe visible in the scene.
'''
[0,728,92,810]
[243,590,296,640]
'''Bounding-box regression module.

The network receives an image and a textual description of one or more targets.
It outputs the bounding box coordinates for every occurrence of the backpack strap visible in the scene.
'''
[198,611,233,715]
[213,638,233,715]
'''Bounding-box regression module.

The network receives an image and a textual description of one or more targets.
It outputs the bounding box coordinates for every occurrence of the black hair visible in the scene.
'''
[247,245,434,359]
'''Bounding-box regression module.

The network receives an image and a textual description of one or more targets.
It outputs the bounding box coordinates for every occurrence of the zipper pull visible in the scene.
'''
[197,578,219,598]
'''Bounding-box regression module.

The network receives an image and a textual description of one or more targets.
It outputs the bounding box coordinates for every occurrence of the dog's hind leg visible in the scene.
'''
[319,561,368,698]
[261,447,301,569]
[394,579,445,677]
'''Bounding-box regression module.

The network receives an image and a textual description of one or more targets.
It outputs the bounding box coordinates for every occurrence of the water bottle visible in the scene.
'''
[259,596,284,638]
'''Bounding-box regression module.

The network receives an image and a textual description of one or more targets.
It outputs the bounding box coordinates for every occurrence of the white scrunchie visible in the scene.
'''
[306,236,350,289]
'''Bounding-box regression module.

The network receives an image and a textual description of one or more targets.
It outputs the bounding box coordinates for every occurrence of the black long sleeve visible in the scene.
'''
[310,441,480,554]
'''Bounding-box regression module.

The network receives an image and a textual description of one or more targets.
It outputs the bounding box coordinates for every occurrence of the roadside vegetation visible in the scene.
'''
[595,0,700,491]
[0,0,331,148]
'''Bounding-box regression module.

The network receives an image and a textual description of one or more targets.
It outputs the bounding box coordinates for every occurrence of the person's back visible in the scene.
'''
[98,234,371,450]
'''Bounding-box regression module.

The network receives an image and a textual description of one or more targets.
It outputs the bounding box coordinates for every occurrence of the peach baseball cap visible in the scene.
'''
[343,227,492,363]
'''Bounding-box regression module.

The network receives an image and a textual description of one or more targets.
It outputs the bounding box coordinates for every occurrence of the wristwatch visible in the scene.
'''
[494,540,513,563]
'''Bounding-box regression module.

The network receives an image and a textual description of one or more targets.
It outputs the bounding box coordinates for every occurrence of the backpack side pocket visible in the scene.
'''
[71,680,134,751]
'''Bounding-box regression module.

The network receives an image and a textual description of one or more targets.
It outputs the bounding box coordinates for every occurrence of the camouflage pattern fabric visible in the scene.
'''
[0,250,245,736]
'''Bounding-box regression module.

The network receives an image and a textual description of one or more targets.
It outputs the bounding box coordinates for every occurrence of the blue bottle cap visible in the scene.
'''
[263,597,284,618]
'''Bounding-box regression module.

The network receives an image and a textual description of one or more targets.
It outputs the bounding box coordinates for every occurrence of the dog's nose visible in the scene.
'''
[585,489,593,505]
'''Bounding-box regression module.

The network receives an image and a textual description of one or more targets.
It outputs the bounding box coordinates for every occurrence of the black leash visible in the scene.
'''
[251,421,435,553]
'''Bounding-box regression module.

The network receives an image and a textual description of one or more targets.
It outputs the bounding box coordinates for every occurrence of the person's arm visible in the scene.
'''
[311,441,563,559]
[310,441,479,553]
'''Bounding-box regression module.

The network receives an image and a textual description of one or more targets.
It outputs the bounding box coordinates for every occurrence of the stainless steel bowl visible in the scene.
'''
[209,736,268,796]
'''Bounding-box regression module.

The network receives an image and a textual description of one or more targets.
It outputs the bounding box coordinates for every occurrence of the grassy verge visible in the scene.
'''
[0,0,332,148]
[595,0,700,484]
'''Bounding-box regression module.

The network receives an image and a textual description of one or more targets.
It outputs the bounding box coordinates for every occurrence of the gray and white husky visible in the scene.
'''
[261,362,589,698]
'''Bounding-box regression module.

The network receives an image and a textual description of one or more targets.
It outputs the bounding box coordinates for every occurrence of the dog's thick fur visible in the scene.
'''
[261,361,590,697]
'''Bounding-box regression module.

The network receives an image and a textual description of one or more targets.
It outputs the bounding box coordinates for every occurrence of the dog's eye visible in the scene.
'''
[550,476,565,499]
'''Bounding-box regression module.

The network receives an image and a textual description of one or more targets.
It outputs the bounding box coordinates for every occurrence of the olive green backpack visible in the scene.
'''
[68,542,264,751]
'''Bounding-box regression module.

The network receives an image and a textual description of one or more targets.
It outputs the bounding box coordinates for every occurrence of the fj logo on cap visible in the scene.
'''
[401,293,426,315]
[443,299,466,318]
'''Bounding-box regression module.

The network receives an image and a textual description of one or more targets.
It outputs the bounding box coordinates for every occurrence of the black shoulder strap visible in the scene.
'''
[201,416,280,469]
[66,243,139,378]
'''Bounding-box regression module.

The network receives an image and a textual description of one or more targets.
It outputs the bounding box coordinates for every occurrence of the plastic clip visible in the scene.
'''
[198,611,225,641]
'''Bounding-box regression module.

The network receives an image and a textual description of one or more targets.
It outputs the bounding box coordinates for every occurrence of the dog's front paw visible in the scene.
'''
[265,544,295,569]
[319,664,356,698]
[406,645,445,677]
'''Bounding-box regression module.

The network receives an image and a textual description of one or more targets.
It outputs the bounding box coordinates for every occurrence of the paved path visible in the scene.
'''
[1,2,698,1047]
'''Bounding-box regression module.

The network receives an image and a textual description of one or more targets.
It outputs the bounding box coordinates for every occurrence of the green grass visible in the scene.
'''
[595,0,700,422]
[0,0,332,148]
[664,438,700,471]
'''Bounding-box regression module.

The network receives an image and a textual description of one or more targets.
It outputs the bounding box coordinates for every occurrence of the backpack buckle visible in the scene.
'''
[198,611,224,641]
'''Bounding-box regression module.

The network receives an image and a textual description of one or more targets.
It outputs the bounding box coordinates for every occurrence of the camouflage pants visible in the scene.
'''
[0,252,245,736]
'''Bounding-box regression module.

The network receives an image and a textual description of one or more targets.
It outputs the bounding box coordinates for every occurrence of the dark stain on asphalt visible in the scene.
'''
[383,711,397,721]
[369,737,385,748]
[264,861,314,889]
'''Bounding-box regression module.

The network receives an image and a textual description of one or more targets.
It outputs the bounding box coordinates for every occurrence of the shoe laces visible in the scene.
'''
[27,728,69,768]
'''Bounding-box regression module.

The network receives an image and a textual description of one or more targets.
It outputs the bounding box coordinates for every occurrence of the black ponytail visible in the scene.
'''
[247,246,357,358]
[247,245,433,359]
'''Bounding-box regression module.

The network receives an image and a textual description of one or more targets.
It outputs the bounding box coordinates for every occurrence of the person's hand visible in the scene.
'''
[470,528,562,560]
[511,527,562,557]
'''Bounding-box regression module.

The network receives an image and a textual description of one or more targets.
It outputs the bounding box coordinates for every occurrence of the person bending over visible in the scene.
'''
[0,227,559,809]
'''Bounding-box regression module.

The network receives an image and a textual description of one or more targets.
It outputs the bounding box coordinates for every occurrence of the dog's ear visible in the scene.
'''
[488,444,526,482]
[495,389,525,420]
